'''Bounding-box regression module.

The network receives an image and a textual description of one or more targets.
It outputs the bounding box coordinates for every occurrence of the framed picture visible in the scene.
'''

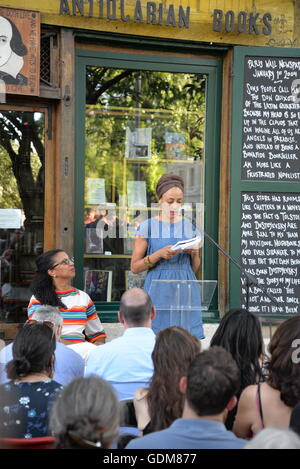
[125,127,152,158]
[0,7,40,96]
[85,226,103,254]
[125,270,147,290]
[165,132,186,159]
[84,270,112,302]
[127,180,147,208]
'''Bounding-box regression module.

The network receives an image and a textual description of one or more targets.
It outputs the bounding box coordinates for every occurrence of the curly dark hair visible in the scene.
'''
[30,249,66,308]
[147,326,201,432]
[266,316,300,407]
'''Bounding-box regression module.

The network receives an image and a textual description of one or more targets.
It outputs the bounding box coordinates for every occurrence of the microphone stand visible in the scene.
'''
[203,231,279,310]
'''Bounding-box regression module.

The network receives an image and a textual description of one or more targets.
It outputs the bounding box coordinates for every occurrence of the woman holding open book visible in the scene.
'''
[131,173,204,338]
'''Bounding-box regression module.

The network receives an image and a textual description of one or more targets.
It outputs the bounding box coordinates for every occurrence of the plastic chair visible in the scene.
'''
[0,436,56,449]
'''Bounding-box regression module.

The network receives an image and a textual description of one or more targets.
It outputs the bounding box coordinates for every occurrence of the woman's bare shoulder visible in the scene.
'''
[134,387,149,401]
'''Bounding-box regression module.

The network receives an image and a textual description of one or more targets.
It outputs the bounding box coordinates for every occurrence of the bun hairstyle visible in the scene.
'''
[30,249,66,308]
[6,323,56,380]
[156,173,184,200]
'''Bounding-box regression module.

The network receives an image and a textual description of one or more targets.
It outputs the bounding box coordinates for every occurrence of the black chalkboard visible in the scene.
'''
[242,56,300,182]
[240,192,300,314]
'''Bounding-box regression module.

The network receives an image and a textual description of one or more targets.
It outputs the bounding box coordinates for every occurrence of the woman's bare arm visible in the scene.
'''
[233,385,258,439]
[130,236,178,274]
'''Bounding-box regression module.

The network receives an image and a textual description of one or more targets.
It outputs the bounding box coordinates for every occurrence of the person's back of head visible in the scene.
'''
[267,316,300,407]
[50,376,119,449]
[28,305,63,339]
[210,309,264,391]
[185,346,240,417]
[148,326,201,431]
[6,323,56,380]
[244,428,300,449]
[290,401,300,437]
[119,288,153,327]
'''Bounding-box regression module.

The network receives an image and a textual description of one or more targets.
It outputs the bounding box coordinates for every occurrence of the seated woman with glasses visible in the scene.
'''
[27,250,106,361]
[0,323,63,438]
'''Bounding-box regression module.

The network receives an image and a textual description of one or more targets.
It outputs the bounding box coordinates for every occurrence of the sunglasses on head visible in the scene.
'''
[51,256,74,269]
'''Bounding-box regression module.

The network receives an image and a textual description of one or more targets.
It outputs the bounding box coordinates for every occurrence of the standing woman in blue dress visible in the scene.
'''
[131,173,204,339]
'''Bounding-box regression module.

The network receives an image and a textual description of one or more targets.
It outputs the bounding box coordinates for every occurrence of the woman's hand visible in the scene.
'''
[157,245,179,259]
[183,248,200,255]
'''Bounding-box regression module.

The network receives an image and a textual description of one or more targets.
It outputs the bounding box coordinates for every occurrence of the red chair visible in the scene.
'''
[0,436,56,449]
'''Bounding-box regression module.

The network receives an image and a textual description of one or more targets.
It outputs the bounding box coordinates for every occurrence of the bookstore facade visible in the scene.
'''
[0,0,300,330]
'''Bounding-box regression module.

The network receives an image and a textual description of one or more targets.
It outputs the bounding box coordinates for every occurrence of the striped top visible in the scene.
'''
[28,288,106,344]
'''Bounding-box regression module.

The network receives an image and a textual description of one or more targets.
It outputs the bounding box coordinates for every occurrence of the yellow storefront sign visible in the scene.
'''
[1,0,297,47]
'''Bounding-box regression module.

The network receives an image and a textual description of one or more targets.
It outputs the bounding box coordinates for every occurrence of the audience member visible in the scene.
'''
[289,401,300,437]
[28,249,106,362]
[126,347,246,449]
[0,323,63,438]
[49,376,119,449]
[85,288,156,400]
[244,428,300,449]
[233,316,300,438]
[133,326,201,434]
[84,208,96,225]
[210,308,265,429]
[0,305,84,386]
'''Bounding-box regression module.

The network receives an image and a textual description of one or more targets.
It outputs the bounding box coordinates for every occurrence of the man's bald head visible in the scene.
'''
[119,288,153,326]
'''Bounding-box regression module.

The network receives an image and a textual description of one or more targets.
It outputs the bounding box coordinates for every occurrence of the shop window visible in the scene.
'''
[0,110,45,322]
[83,68,206,302]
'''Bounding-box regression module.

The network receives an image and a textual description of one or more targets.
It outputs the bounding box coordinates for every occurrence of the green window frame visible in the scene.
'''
[74,44,222,321]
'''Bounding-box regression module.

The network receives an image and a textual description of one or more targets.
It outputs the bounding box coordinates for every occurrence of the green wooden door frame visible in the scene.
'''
[230,46,300,317]
[74,46,222,321]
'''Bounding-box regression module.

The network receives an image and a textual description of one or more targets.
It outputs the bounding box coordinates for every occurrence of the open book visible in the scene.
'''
[171,235,202,251]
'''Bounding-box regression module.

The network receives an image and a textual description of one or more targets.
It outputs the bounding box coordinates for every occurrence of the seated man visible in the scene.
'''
[0,305,84,386]
[126,346,246,449]
[85,288,156,400]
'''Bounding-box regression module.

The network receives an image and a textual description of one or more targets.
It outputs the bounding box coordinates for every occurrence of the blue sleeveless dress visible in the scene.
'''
[136,217,204,339]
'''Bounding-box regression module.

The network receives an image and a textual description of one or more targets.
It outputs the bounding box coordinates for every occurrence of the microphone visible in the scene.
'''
[203,231,279,310]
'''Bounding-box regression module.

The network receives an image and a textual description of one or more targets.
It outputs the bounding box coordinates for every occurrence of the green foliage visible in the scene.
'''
[0,111,44,221]
[85,68,206,207]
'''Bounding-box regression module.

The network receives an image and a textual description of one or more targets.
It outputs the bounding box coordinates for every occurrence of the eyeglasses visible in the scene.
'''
[25,319,55,329]
[52,256,74,269]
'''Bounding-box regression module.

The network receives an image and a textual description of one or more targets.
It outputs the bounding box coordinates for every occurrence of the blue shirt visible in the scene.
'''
[126,418,247,449]
[85,327,156,400]
[0,341,84,386]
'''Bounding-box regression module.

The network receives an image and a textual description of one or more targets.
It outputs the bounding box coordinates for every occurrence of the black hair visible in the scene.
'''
[290,402,300,437]
[2,16,27,56]
[30,249,66,308]
[6,323,56,380]
[210,308,264,392]
[186,346,240,416]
